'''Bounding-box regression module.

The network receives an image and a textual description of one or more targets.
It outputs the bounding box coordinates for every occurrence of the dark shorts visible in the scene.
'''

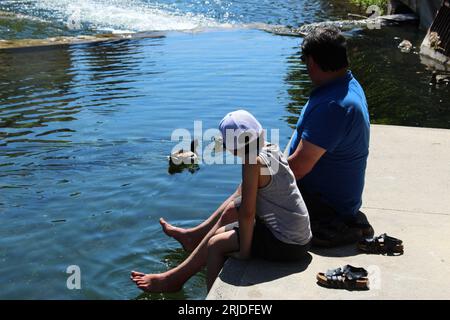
[298,185,342,222]
[233,218,311,262]
[298,185,371,235]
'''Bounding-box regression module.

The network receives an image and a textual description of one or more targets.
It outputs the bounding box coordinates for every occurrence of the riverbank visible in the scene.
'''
[207,124,450,300]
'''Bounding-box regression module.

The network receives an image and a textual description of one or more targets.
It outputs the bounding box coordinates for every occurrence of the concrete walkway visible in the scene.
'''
[207,124,450,300]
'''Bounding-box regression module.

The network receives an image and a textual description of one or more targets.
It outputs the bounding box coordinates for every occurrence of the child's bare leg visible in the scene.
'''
[160,191,239,252]
[206,227,239,292]
[131,203,239,292]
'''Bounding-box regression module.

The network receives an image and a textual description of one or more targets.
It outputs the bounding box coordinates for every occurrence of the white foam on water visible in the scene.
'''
[29,0,234,33]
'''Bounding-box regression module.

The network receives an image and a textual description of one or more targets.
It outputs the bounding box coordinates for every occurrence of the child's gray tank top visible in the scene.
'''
[256,143,312,245]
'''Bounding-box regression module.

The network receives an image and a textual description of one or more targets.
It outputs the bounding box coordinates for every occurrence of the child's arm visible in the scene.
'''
[234,184,242,197]
[236,160,259,259]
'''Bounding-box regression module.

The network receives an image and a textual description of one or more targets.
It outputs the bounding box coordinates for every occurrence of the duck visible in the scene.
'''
[168,139,199,166]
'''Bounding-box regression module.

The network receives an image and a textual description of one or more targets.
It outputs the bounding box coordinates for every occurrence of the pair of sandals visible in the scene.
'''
[317,234,404,290]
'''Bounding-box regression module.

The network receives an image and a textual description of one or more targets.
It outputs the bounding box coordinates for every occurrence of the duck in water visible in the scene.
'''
[168,139,199,174]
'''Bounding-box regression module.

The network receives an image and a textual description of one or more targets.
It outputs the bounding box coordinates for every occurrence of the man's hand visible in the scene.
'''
[288,139,326,180]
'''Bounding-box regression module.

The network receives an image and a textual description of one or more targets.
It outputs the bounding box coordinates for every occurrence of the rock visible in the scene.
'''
[430,71,450,85]
[398,39,413,53]
[428,32,442,50]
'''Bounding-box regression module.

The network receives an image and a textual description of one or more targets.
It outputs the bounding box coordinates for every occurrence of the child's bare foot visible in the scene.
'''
[159,218,198,252]
[130,270,182,293]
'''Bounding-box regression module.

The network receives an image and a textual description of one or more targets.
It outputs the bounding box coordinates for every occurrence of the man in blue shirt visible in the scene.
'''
[288,27,374,247]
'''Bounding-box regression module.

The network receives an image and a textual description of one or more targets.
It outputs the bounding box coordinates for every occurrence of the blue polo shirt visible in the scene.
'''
[288,71,370,218]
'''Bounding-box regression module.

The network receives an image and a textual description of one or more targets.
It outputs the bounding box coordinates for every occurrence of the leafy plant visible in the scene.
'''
[350,0,388,15]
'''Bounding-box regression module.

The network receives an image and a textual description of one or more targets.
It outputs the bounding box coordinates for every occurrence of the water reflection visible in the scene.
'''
[284,47,313,129]
[0,46,77,157]
[0,37,161,151]
[69,38,154,113]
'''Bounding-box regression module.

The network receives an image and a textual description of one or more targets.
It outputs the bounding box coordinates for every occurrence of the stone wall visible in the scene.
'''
[395,0,442,28]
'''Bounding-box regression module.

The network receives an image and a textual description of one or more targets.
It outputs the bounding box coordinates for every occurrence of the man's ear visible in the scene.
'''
[308,55,318,72]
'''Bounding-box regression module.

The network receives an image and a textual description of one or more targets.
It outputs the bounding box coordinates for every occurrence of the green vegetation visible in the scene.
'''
[350,0,388,14]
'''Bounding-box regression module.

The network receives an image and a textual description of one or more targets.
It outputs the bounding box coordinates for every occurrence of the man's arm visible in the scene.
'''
[288,139,326,180]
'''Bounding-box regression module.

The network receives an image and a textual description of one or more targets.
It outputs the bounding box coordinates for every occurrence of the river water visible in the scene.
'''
[0,0,448,299]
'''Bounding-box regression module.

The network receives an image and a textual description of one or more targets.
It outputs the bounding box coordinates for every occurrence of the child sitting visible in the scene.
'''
[131,110,312,293]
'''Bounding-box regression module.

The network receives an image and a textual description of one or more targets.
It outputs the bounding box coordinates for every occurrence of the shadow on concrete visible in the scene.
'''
[309,244,363,257]
[219,253,313,287]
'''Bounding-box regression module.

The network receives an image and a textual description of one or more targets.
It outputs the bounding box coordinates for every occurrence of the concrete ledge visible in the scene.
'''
[207,125,450,300]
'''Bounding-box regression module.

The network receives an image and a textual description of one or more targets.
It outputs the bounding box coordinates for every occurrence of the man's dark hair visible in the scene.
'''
[301,27,349,72]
